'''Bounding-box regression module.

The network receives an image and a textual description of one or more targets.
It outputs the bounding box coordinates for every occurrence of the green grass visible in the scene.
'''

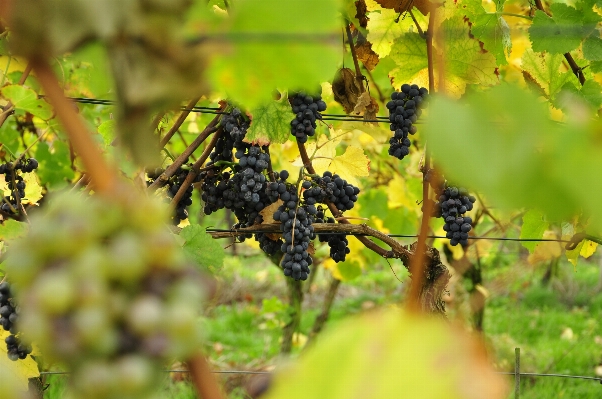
[42,247,602,399]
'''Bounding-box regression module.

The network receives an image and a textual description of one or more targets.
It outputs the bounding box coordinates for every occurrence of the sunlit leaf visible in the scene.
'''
[520,209,549,252]
[1,85,53,120]
[208,0,340,107]
[263,309,507,399]
[424,84,602,232]
[0,220,28,240]
[521,49,577,100]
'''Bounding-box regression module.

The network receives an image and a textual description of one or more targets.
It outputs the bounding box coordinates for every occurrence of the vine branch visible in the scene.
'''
[159,97,202,147]
[32,59,118,195]
[186,354,225,399]
[297,140,407,259]
[148,107,224,191]
[345,22,365,94]
[169,126,223,208]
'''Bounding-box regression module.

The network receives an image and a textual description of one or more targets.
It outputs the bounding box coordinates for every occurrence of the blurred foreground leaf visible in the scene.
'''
[207,0,340,107]
[264,309,507,399]
[424,84,602,232]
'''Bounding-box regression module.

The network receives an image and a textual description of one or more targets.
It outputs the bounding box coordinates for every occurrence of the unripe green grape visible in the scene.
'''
[114,355,157,395]
[72,361,117,399]
[127,295,163,336]
[106,232,148,283]
[73,306,116,354]
[4,190,207,399]
[34,269,76,314]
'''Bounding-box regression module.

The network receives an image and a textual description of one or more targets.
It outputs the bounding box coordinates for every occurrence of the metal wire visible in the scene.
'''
[204,228,572,243]
[36,369,602,382]
[39,370,269,376]
[497,372,602,383]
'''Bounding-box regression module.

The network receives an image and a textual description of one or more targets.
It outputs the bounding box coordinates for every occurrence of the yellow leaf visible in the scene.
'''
[323,258,343,280]
[264,309,508,399]
[387,174,413,209]
[371,217,390,234]
[22,173,43,205]
[292,133,340,176]
[527,231,562,265]
[329,146,370,187]
[447,242,464,261]
[0,330,40,395]
[580,240,598,258]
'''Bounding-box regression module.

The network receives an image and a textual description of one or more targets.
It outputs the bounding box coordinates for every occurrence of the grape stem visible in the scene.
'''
[169,126,224,208]
[186,354,226,399]
[32,58,119,195]
[159,97,202,148]
[148,103,226,191]
[297,139,410,259]
[345,23,366,94]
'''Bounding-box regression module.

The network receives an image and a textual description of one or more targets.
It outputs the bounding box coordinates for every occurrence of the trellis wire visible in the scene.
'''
[204,228,573,244]
[47,96,397,122]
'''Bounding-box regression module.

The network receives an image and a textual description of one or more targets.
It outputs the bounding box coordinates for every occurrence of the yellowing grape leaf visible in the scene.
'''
[580,240,598,258]
[292,134,341,176]
[521,49,578,100]
[527,231,562,265]
[562,223,581,267]
[387,174,417,210]
[389,16,498,97]
[263,309,507,399]
[22,172,43,206]
[0,330,40,394]
[329,146,370,187]
[366,7,421,58]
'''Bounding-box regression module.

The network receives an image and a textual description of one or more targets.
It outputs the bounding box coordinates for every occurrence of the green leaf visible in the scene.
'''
[180,225,224,271]
[583,34,602,61]
[461,0,510,65]
[470,13,511,66]
[245,94,291,145]
[529,5,586,54]
[388,33,427,87]
[521,49,577,100]
[0,220,28,240]
[590,61,602,73]
[520,210,548,252]
[424,84,602,232]
[98,120,116,147]
[367,8,421,58]
[337,261,362,281]
[0,124,21,156]
[557,80,602,111]
[208,0,340,107]
[438,16,499,95]
[34,141,76,189]
[1,85,53,120]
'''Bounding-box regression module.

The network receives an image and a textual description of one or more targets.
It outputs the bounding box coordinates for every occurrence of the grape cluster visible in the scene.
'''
[0,158,39,214]
[5,333,32,361]
[289,92,326,143]
[0,281,17,333]
[5,191,206,399]
[433,186,476,247]
[315,208,350,263]
[148,164,199,225]
[386,84,429,160]
[272,181,317,280]
[303,172,360,212]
